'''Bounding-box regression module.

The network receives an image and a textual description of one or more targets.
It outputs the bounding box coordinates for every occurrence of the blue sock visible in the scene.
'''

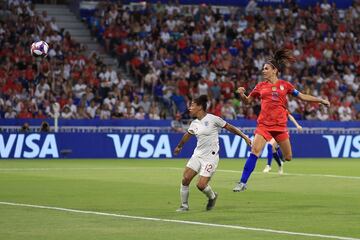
[273,152,282,167]
[267,144,273,166]
[277,147,283,161]
[240,153,259,184]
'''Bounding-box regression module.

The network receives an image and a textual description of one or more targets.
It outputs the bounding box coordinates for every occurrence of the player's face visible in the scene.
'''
[262,63,276,80]
[188,101,201,116]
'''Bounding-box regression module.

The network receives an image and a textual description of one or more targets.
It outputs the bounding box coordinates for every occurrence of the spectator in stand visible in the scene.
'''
[77,106,91,119]
[221,100,236,120]
[20,122,30,132]
[139,95,151,113]
[317,106,330,120]
[18,107,33,119]
[135,107,146,120]
[86,100,98,119]
[149,104,161,120]
[100,104,111,120]
[171,112,185,133]
[40,121,50,132]
[338,102,353,121]
[61,105,74,119]
[35,109,47,119]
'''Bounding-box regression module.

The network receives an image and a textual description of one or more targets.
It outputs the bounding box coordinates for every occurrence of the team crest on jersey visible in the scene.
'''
[280,85,285,91]
[204,121,209,126]
[272,86,277,91]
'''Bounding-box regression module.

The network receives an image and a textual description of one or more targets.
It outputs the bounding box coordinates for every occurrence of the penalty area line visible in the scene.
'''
[0,201,358,240]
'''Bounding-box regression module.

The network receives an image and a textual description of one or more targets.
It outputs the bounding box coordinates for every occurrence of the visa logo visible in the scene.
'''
[0,134,59,158]
[219,135,258,158]
[323,135,360,158]
[108,134,171,158]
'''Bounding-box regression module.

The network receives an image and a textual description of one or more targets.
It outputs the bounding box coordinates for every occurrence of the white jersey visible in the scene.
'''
[188,114,226,157]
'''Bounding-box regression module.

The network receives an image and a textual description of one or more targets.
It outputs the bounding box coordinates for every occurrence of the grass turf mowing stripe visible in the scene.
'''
[1,167,360,180]
[0,201,358,240]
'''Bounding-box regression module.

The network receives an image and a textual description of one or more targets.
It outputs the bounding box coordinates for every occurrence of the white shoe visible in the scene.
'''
[176,204,189,212]
[263,165,271,173]
[278,166,284,175]
[233,182,247,192]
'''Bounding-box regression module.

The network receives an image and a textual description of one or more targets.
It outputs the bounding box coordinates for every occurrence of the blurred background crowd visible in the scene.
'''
[0,0,359,121]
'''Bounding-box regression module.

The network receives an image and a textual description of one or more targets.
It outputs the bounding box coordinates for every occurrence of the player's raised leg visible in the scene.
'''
[234,134,267,192]
[177,167,197,212]
[277,138,293,162]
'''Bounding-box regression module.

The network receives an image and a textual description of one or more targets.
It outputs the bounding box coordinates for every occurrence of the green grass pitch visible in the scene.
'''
[0,159,359,240]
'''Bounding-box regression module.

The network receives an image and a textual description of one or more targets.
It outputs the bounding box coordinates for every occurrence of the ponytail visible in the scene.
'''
[267,48,295,72]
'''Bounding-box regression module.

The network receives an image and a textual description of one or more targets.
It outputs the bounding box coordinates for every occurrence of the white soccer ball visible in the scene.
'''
[30,40,49,57]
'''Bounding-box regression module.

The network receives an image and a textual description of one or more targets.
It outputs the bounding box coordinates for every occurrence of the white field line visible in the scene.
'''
[216,169,360,180]
[0,201,358,240]
[169,167,360,180]
[0,167,359,180]
[0,167,146,171]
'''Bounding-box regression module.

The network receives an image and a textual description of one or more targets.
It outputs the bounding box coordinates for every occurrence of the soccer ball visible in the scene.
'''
[30,40,49,57]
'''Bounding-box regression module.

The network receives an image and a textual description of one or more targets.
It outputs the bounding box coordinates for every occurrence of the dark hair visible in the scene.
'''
[267,48,295,72]
[193,95,208,111]
[40,121,50,132]
[20,123,30,133]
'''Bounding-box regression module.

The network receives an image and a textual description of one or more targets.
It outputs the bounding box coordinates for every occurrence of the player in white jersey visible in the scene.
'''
[174,95,252,211]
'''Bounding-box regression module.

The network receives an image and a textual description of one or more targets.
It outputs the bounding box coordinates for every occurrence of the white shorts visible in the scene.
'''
[186,153,219,177]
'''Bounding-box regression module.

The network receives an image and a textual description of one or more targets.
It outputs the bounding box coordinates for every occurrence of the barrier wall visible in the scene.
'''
[1,132,359,159]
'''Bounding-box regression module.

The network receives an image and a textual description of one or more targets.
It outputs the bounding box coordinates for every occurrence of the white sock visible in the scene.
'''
[180,184,189,206]
[202,185,216,199]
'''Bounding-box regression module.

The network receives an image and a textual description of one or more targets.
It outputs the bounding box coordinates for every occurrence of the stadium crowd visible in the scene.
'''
[0,0,359,121]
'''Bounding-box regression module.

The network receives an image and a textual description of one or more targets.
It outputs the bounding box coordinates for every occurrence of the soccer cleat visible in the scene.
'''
[263,165,271,173]
[176,205,189,212]
[278,165,284,175]
[206,192,218,211]
[233,182,247,192]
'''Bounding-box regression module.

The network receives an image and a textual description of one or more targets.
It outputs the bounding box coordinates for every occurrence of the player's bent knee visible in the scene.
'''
[284,154,292,161]
[251,147,262,156]
[196,183,206,191]
[182,178,191,186]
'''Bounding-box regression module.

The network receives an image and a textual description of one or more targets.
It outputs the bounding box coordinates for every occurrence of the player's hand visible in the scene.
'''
[321,99,330,107]
[237,87,246,95]
[174,146,183,155]
[297,126,303,132]
[244,137,252,147]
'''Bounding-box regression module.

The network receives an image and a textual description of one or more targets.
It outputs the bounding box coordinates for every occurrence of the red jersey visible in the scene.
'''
[250,79,295,128]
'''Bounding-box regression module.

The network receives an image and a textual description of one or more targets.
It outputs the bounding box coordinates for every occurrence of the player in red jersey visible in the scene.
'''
[233,49,330,192]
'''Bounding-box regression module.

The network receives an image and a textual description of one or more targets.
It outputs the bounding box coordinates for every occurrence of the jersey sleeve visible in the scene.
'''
[249,83,261,98]
[285,81,296,95]
[213,115,227,128]
[187,121,197,135]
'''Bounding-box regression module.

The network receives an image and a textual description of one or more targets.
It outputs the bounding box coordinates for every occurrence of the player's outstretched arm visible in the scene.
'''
[288,113,303,132]
[223,123,252,146]
[237,87,254,105]
[296,92,330,107]
[174,132,192,155]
